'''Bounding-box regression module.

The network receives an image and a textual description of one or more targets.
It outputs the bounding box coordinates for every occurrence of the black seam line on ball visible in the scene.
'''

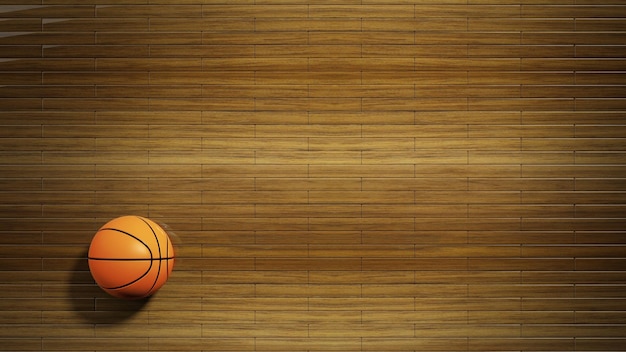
[137,216,162,296]
[98,227,154,259]
[137,216,161,261]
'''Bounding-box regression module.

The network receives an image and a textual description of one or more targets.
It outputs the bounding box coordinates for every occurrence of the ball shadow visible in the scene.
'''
[69,247,151,324]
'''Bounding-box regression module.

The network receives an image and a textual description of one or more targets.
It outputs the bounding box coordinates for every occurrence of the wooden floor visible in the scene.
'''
[1,1,626,351]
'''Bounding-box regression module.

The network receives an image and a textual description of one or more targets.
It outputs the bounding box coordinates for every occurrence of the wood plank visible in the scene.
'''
[255,179,361,192]
[414,271,521,284]
[363,310,467,324]
[308,190,414,204]
[362,258,466,271]
[469,311,574,324]
[364,18,467,31]
[255,151,362,165]
[256,337,360,351]
[308,270,414,287]
[255,284,360,298]
[0,32,94,46]
[0,18,41,31]
[310,5,415,18]
[469,44,574,58]
[469,71,573,84]
[469,18,574,31]
[522,271,626,284]
[522,58,626,71]
[522,5,626,18]
[362,230,467,245]
[310,323,414,338]
[468,338,574,351]
[95,5,202,18]
[150,18,254,32]
[576,312,626,324]
[522,298,626,311]
[203,323,308,338]
[468,284,574,298]
[575,338,626,351]
[256,258,361,271]
[523,165,626,178]
[522,32,626,46]
[43,72,149,85]
[201,5,309,18]
[43,18,148,32]
[362,284,466,297]
[255,231,361,245]
[255,310,361,324]
[414,5,520,18]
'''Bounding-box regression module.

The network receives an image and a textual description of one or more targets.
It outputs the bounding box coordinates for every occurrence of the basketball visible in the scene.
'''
[88,215,175,299]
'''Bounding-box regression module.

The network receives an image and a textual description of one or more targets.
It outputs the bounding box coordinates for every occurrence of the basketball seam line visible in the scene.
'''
[94,223,154,290]
[137,216,163,296]
[97,227,154,259]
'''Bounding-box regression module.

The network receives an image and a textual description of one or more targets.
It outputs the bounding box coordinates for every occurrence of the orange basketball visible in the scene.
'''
[88,215,175,299]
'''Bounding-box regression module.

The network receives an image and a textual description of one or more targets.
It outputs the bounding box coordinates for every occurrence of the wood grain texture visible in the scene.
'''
[0,1,625,351]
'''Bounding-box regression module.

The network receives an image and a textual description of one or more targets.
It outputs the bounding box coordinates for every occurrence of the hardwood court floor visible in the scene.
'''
[0,2,625,351]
